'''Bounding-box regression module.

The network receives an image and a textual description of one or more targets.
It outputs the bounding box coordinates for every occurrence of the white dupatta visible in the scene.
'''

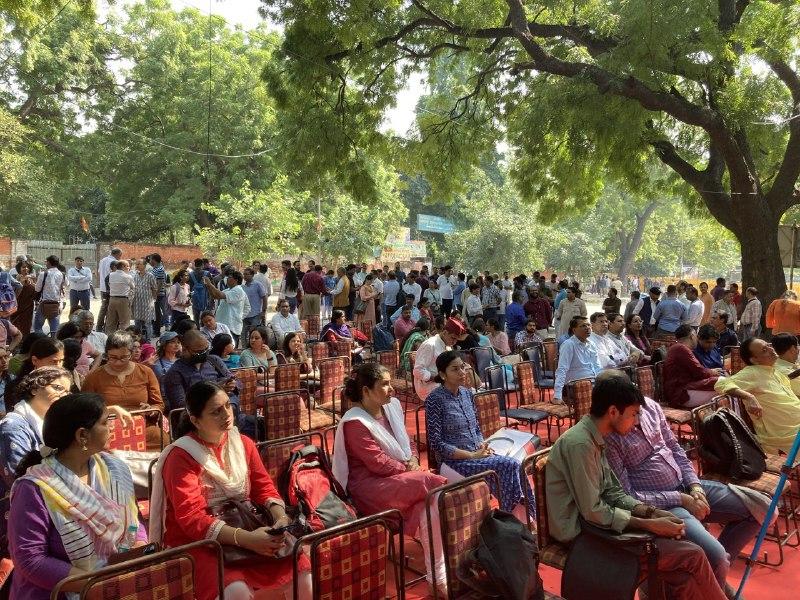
[149,428,249,544]
[331,397,412,489]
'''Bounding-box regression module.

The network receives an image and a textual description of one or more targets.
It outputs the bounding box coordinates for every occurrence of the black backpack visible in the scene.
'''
[456,510,544,600]
[699,407,766,480]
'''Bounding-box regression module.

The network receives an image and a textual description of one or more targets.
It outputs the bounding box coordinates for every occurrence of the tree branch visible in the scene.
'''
[650,138,735,230]
[763,56,800,211]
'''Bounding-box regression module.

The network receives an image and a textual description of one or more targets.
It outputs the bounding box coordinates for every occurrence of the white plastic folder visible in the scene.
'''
[486,428,538,462]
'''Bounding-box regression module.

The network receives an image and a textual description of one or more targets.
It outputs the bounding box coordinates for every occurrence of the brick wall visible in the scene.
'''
[104,242,205,269]
[0,237,10,269]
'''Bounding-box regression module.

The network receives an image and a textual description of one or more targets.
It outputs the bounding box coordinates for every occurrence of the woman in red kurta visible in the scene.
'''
[150,381,310,600]
[332,363,447,591]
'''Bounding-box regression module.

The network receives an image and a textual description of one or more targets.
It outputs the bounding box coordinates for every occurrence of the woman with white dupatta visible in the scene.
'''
[149,381,311,600]
[331,363,448,594]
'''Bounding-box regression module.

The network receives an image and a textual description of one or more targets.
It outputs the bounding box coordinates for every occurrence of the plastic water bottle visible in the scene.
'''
[118,524,139,553]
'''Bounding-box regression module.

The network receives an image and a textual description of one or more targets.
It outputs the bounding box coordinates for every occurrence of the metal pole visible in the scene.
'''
[735,427,800,599]
[790,223,797,293]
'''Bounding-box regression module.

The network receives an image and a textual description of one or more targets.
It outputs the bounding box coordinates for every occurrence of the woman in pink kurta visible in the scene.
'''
[332,363,447,591]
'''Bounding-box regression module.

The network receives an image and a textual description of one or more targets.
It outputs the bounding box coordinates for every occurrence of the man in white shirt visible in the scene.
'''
[437,265,454,316]
[97,247,122,332]
[401,272,422,307]
[270,298,303,345]
[686,286,705,330]
[67,256,93,316]
[33,255,66,336]
[353,263,368,288]
[605,312,642,365]
[413,318,466,401]
[463,282,484,325]
[204,271,251,347]
[106,259,135,334]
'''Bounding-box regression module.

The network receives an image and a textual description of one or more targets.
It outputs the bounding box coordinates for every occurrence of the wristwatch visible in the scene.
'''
[644,505,656,518]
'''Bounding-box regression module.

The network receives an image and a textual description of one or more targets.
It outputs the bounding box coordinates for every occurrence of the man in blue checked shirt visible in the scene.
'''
[605,391,760,596]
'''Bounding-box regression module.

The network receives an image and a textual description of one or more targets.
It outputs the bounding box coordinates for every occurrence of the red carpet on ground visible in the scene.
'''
[388,401,800,600]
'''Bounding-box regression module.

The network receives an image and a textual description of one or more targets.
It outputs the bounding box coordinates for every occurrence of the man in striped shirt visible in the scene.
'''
[149,253,169,335]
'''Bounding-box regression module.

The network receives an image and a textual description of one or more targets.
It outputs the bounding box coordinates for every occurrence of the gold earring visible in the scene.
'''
[81,443,88,451]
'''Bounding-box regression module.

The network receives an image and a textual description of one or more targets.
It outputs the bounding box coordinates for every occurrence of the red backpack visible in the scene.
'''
[282,445,357,531]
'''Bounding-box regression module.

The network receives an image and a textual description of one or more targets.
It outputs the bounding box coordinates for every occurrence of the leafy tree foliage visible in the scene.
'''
[260,0,800,302]
[195,177,311,264]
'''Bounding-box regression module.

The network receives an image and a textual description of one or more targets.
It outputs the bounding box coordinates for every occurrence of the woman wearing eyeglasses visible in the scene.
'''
[82,331,165,450]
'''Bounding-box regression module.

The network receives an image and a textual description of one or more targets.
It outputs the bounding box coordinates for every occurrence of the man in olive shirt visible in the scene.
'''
[546,371,727,599]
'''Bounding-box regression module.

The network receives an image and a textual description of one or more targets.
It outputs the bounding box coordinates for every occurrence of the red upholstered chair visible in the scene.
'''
[107,414,147,452]
[293,510,402,600]
[307,315,321,340]
[425,471,495,599]
[634,365,656,400]
[565,378,594,420]
[309,340,329,369]
[331,339,354,358]
[257,431,327,487]
[317,356,349,417]
[257,388,330,439]
[515,360,571,444]
[360,320,374,343]
[472,388,504,439]
[727,345,745,374]
[274,362,302,392]
[51,540,224,600]
[230,366,266,416]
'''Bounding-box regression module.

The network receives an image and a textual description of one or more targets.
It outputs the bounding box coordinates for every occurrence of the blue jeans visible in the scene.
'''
[69,289,90,314]
[286,296,298,314]
[33,304,60,336]
[668,479,760,587]
[134,319,153,341]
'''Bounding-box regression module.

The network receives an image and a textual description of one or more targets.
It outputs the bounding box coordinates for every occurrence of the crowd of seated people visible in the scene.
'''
[0,263,793,600]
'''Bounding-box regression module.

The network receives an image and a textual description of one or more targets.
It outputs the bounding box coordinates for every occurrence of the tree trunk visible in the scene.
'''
[736,214,787,317]
[617,201,658,282]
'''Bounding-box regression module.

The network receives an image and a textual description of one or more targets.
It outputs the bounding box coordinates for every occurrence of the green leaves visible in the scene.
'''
[195,177,312,263]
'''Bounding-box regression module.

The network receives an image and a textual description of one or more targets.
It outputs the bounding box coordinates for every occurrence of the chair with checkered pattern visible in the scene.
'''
[520,450,660,598]
[107,414,148,452]
[692,396,799,566]
[274,362,302,392]
[472,389,504,438]
[294,509,402,600]
[230,366,267,416]
[651,360,695,445]
[306,315,321,340]
[308,340,329,369]
[634,365,656,400]
[565,378,594,420]
[257,430,328,486]
[255,389,303,440]
[726,345,745,374]
[426,471,496,599]
[51,540,224,600]
[360,320,374,342]
[541,339,558,378]
[317,356,349,416]
[330,339,354,358]
[515,360,571,445]
[377,349,412,407]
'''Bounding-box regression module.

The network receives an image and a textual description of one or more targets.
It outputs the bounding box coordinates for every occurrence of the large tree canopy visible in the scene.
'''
[261,0,800,303]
